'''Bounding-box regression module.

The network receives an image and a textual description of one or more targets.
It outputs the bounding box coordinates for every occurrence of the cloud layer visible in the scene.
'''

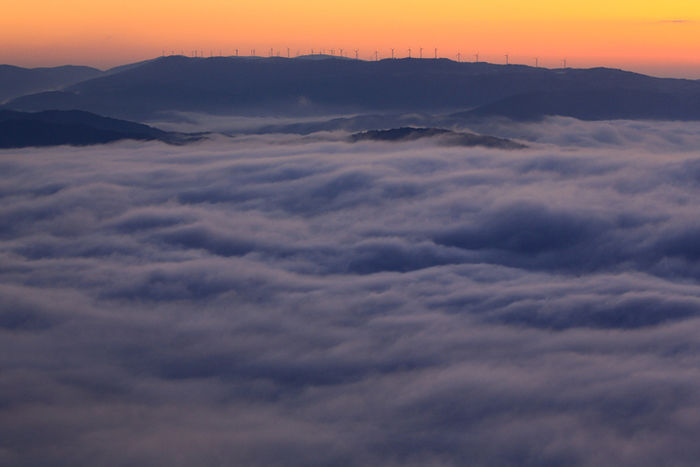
[2,124,700,466]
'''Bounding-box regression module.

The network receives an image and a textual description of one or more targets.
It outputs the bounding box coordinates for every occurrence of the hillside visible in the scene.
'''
[0,109,198,148]
[4,56,700,121]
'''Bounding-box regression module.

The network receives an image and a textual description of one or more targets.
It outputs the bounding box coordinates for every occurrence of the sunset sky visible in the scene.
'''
[2,0,699,77]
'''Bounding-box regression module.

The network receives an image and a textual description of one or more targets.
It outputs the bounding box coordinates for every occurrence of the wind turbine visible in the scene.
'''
[408,48,412,58]
[391,48,394,59]
[354,49,359,60]
[434,48,438,59]
[474,53,479,62]
[419,47,423,59]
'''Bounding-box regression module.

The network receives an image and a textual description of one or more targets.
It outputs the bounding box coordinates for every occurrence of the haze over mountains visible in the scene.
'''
[0,65,102,103]
[3,55,700,122]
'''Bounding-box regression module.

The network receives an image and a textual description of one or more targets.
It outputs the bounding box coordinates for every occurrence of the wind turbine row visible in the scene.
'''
[159,48,569,67]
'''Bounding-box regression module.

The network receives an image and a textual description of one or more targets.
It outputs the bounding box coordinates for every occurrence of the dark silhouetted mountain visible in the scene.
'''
[0,65,102,103]
[248,113,435,135]
[350,127,526,149]
[351,127,453,141]
[452,88,700,121]
[4,56,700,121]
[0,109,199,148]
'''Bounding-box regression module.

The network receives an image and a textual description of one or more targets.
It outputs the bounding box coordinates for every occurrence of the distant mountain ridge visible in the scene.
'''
[451,88,700,121]
[350,127,526,149]
[3,56,700,121]
[0,65,102,103]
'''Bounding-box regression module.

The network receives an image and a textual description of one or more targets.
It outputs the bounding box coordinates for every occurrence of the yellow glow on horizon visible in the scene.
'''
[2,0,699,76]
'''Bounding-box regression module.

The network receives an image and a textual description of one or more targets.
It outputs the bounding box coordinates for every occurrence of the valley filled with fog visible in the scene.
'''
[2,119,700,465]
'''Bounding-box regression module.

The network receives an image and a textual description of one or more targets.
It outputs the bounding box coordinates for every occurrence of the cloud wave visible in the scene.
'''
[2,122,700,465]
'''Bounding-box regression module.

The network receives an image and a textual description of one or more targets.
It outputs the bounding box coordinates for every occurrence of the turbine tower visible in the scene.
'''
[408,48,412,58]
[434,48,438,59]
[391,48,394,59]
[354,49,359,60]
[505,54,509,65]
[420,47,423,59]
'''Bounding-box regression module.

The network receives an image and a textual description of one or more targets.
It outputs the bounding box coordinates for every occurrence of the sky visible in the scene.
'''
[3,120,700,464]
[2,0,699,77]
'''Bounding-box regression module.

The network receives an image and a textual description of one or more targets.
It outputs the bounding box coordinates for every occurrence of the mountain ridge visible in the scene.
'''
[349,127,527,149]
[0,109,201,148]
[0,64,103,103]
[4,56,700,121]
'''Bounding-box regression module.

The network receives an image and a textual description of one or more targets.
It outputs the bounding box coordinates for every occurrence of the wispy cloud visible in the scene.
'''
[657,19,695,24]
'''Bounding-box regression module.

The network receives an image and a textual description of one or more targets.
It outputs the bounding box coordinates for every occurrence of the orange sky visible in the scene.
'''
[2,0,699,77]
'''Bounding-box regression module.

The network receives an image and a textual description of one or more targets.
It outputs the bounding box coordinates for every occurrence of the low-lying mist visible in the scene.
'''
[2,119,700,466]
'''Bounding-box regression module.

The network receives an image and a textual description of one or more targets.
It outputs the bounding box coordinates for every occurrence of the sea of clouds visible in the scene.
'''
[2,119,700,466]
